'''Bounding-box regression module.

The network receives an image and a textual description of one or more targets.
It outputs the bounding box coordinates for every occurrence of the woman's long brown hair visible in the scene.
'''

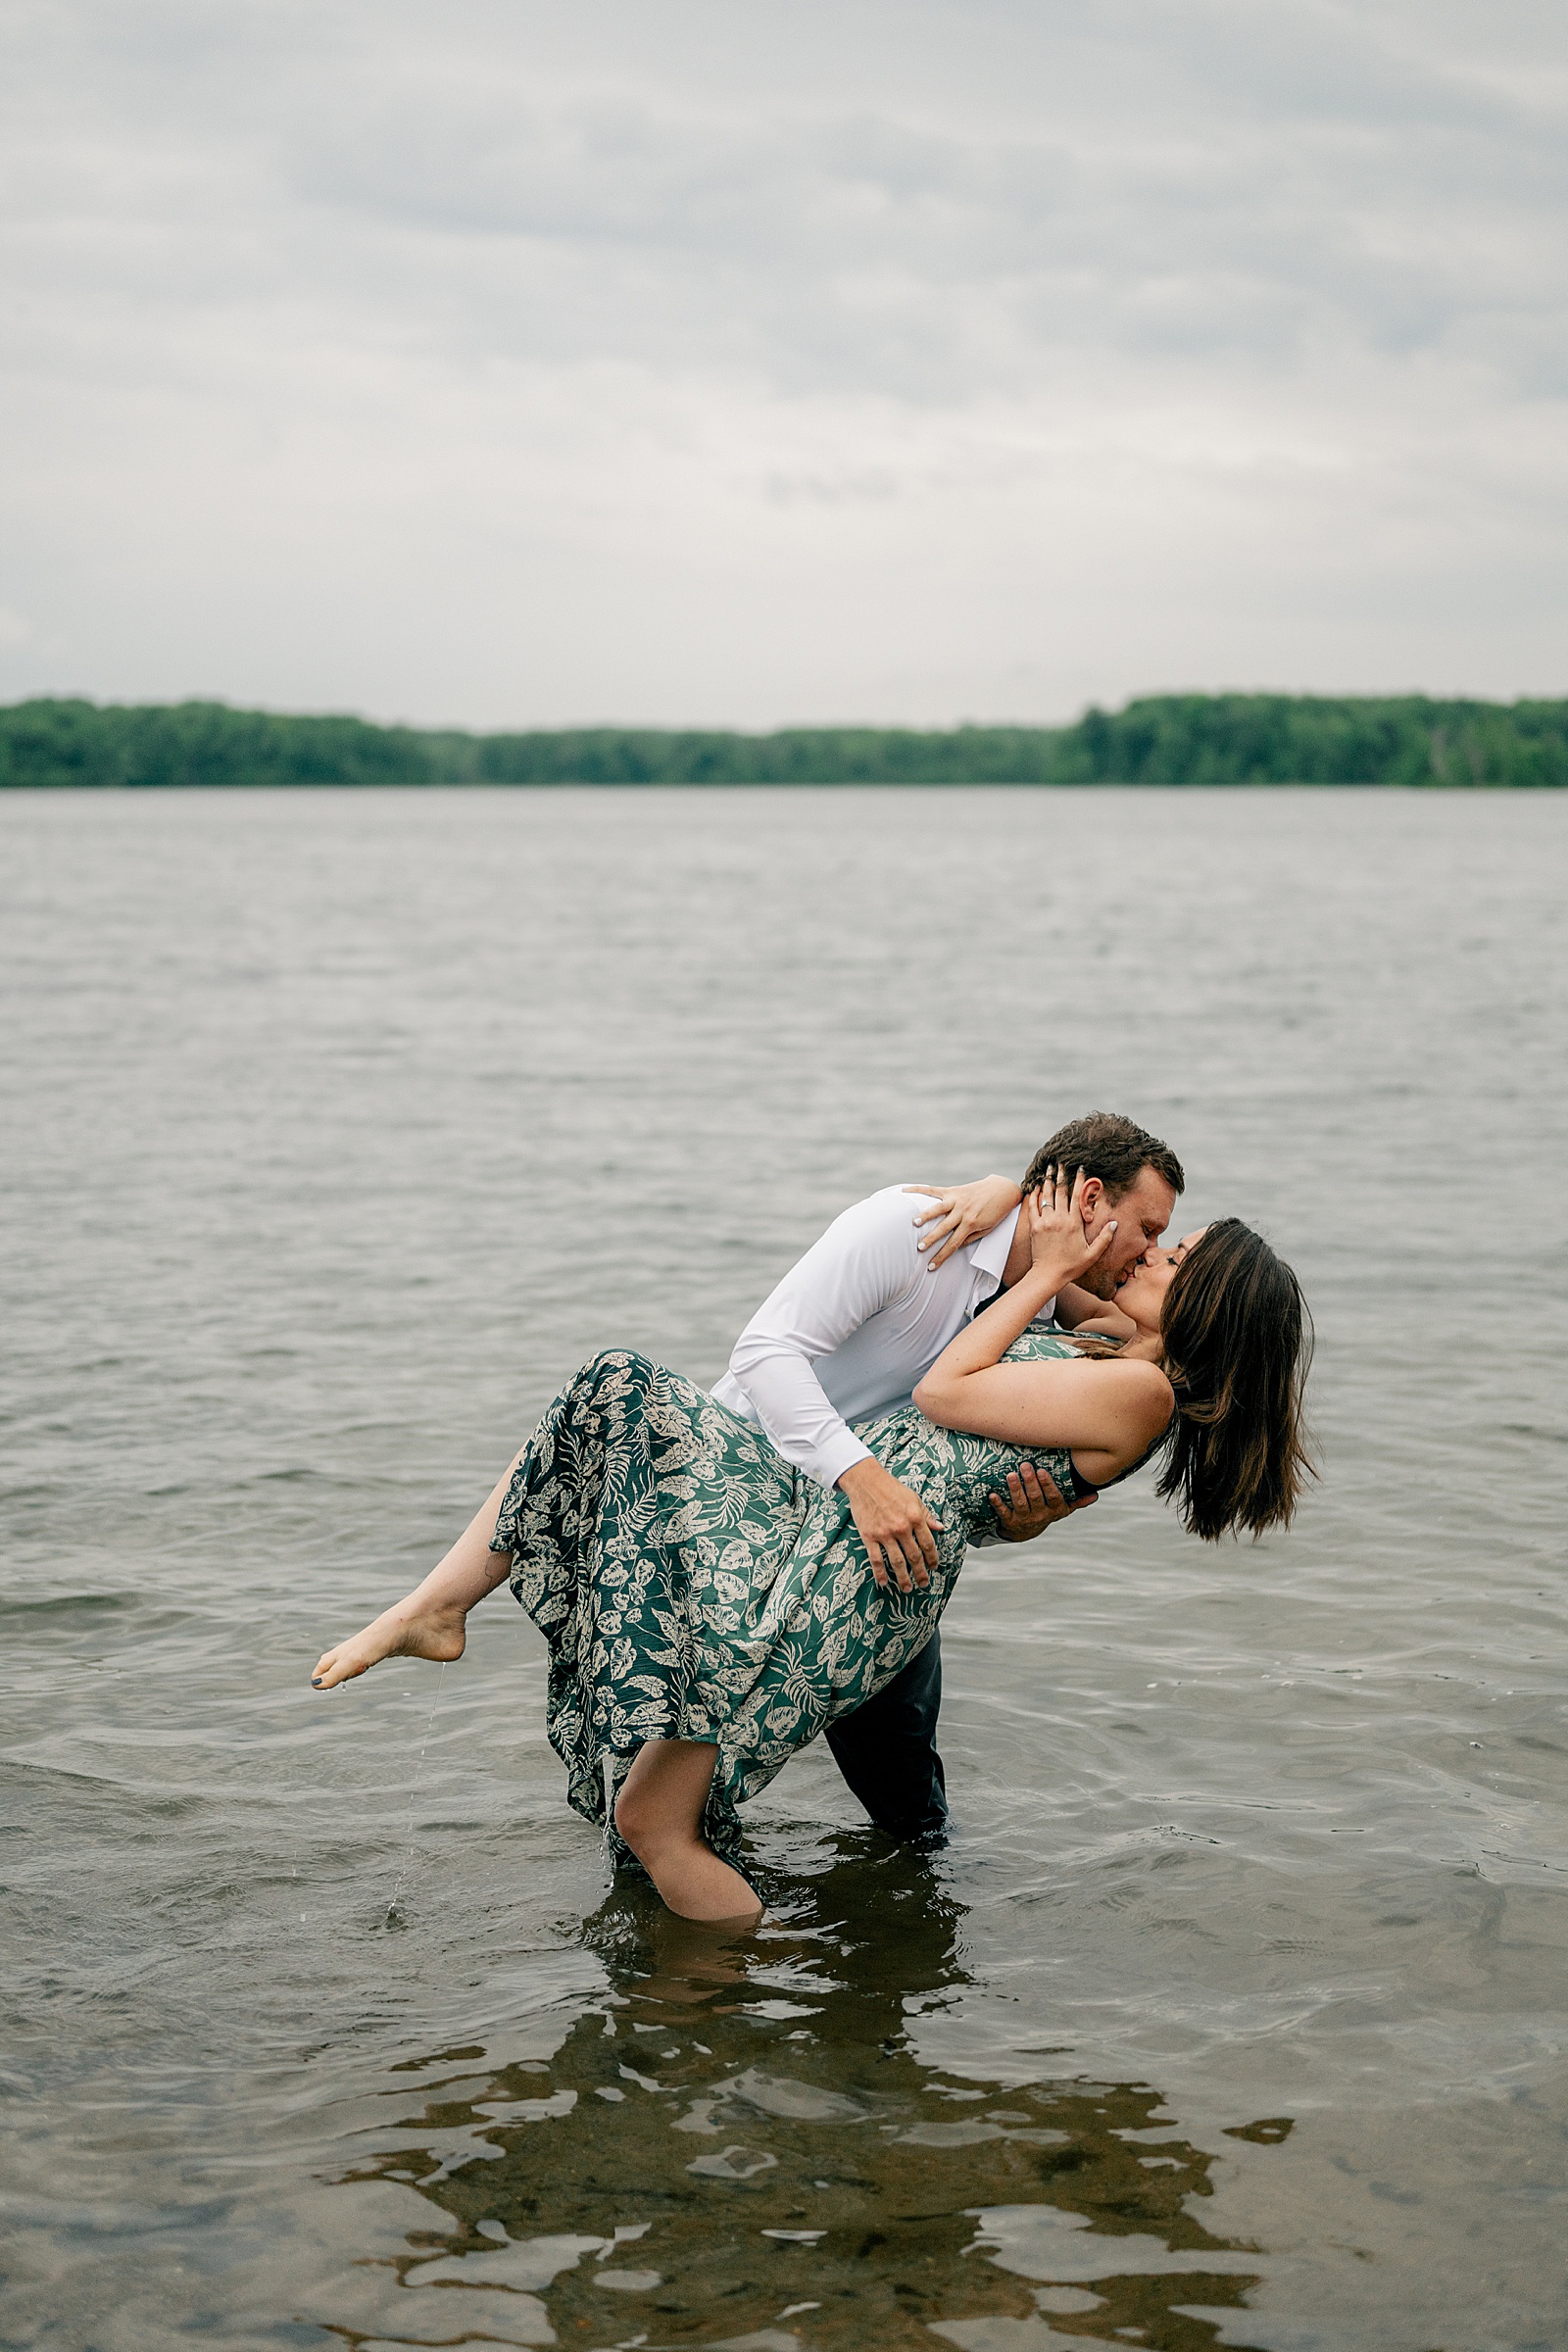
[1154,1219,1314,1541]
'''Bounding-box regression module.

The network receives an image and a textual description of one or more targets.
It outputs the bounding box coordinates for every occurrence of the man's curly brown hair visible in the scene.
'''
[1021,1111,1185,1201]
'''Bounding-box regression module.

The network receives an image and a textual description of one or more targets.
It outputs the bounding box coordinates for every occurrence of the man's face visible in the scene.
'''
[1076,1167,1177,1300]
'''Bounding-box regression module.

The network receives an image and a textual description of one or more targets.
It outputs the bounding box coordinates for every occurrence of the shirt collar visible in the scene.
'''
[967,1202,1020,1291]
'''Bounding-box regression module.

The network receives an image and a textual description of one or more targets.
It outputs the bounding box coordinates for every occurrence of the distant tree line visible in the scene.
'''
[2,692,1565,788]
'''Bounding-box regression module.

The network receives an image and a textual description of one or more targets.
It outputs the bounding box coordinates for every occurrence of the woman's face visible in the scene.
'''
[1114,1228,1207,1327]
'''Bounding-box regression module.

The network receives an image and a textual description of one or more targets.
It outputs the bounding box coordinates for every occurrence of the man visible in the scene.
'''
[711,1110,1185,1845]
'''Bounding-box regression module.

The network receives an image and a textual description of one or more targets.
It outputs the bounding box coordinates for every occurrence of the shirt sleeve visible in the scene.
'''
[722,1191,921,1491]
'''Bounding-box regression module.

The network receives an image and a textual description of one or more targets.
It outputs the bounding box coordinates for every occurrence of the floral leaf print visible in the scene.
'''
[493,1344,1091,1871]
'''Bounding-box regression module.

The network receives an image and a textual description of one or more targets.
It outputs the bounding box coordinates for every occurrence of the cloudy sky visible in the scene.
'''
[1,0,1564,727]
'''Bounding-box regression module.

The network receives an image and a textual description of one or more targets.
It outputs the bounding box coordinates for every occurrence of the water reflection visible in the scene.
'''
[322,1840,1273,2351]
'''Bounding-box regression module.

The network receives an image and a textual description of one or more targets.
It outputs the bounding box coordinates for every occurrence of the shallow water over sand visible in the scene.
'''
[2,784,1565,2352]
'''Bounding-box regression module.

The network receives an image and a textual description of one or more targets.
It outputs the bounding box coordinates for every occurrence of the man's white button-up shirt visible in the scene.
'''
[711,1185,1054,1492]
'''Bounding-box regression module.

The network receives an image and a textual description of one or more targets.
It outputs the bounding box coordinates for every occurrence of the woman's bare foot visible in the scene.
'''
[311,1601,466,1689]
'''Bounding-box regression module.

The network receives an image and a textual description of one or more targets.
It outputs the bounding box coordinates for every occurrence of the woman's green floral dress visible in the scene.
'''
[492,1335,1098,1865]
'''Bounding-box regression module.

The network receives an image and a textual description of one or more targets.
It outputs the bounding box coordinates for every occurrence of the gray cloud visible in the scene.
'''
[234,8,1568,389]
[0,0,1564,722]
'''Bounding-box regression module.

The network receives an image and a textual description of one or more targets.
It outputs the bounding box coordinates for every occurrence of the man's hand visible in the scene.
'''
[988,1460,1096,1543]
[837,1457,943,1592]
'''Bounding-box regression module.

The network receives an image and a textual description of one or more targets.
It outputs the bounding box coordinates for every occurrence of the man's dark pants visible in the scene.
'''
[824,1631,948,1844]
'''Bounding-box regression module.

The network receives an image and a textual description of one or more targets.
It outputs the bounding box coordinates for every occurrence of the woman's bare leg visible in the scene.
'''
[311,1446,527,1689]
[613,1740,762,1924]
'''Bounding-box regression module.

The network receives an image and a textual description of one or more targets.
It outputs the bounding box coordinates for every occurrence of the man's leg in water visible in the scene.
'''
[824,1631,948,1845]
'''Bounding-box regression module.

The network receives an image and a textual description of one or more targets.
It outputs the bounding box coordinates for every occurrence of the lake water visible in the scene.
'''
[2,784,1564,2352]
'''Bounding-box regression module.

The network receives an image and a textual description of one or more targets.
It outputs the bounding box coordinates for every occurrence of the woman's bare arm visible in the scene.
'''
[912,1169,1108,1387]
[912,1170,1171,1483]
[915,1348,1171,1486]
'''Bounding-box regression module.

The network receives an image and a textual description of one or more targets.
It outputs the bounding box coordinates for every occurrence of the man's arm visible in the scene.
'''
[724,1192,944,1594]
[1053,1280,1138,1340]
[725,1191,917,1488]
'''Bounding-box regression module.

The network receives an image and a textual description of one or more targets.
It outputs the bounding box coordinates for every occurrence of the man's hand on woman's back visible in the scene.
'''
[988,1460,1096,1542]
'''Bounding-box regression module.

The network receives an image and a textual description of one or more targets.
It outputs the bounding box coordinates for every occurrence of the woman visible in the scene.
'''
[312,1170,1312,1925]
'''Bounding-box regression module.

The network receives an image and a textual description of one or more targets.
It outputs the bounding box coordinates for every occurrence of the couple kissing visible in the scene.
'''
[313,1112,1312,1926]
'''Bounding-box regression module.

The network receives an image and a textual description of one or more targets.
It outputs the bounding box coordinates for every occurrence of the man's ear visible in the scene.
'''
[1079,1176,1104,1225]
